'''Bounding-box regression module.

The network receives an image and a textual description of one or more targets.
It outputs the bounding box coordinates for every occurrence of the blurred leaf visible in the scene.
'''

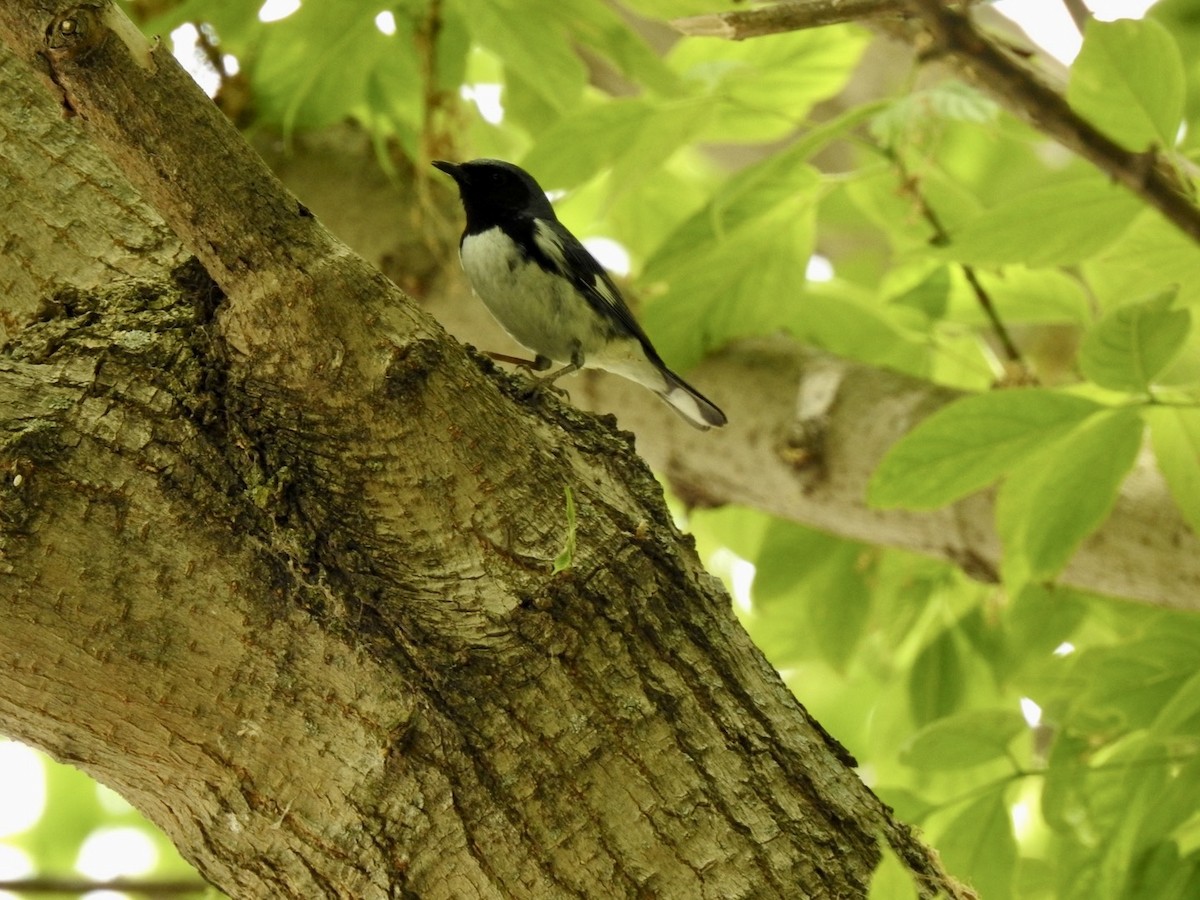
[522,98,710,191]
[254,5,395,134]
[622,0,740,18]
[669,26,869,142]
[1146,406,1200,537]
[966,267,1091,326]
[868,843,921,900]
[908,629,964,726]
[752,524,872,671]
[454,0,586,112]
[1005,585,1087,671]
[142,0,263,47]
[1079,291,1189,392]
[25,754,104,873]
[640,150,821,369]
[997,408,1143,582]
[550,0,682,96]
[1151,666,1200,736]
[934,176,1142,267]
[889,266,951,320]
[790,285,928,375]
[1069,18,1186,150]
[869,390,1103,509]
[1052,621,1200,732]
[870,82,998,148]
[901,709,1026,770]
[936,789,1017,900]
[1084,210,1200,308]
[1041,730,1090,833]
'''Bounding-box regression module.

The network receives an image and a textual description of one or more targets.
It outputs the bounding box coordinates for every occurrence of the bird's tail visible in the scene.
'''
[658,370,727,430]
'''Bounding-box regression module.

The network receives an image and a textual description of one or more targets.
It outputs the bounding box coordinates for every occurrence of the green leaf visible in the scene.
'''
[869,390,1104,509]
[640,151,821,369]
[870,82,998,148]
[935,176,1142,267]
[455,0,586,112]
[1005,584,1087,668]
[549,0,682,97]
[889,266,952,320]
[254,5,394,134]
[788,285,928,375]
[751,524,872,671]
[1079,291,1190,392]
[965,267,1091,326]
[936,791,1017,900]
[522,98,710,192]
[688,505,772,562]
[868,843,921,900]
[1085,210,1200,308]
[552,486,577,574]
[900,709,1026,770]
[997,408,1144,582]
[1147,406,1200,537]
[669,26,870,142]
[1069,18,1186,150]
[908,629,964,727]
[1151,665,1200,736]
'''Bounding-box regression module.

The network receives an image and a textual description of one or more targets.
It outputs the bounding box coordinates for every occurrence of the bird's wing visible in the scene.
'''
[528,218,663,360]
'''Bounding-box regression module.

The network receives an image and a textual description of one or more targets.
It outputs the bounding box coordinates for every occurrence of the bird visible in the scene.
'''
[433,158,727,430]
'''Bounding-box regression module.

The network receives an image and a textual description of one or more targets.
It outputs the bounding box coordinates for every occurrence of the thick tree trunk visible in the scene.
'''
[0,4,969,899]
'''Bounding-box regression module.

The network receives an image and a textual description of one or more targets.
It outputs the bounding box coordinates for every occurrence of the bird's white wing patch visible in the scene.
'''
[591,274,619,308]
[533,220,569,272]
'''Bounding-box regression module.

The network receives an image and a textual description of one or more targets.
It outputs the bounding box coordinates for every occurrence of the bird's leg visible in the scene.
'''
[525,346,582,400]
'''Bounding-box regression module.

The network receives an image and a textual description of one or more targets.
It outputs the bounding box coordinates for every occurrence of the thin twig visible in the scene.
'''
[1062,0,1092,34]
[890,154,1026,368]
[903,0,1200,248]
[0,876,210,895]
[673,0,910,39]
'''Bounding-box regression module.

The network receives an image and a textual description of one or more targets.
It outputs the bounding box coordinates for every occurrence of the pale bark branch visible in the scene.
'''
[606,341,1200,612]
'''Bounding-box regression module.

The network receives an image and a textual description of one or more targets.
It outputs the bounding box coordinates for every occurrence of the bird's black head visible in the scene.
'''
[433,159,557,231]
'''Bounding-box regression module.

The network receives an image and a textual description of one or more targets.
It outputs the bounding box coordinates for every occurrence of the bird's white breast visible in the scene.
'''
[460,227,604,364]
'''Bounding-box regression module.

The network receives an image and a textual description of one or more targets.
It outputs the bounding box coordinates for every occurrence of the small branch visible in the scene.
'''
[676,0,1200,249]
[903,0,1200,248]
[891,154,1025,368]
[0,877,209,895]
[673,0,910,39]
[1062,0,1092,34]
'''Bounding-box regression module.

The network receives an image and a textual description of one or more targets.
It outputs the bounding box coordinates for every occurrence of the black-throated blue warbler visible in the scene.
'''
[433,159,727,430]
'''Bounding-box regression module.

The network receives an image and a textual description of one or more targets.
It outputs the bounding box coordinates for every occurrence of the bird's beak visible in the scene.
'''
[432,160,463,183]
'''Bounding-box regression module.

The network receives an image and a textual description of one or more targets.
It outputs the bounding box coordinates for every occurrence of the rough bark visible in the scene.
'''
[0,4,971,900]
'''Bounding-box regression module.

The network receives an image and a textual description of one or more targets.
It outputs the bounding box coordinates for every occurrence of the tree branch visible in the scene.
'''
[901,0,1200,247]
[0,6,968,899]
[618,340,1200,611]
[674,0,1200,248]
[673,0,911,40]
[1062,0,1092,34]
